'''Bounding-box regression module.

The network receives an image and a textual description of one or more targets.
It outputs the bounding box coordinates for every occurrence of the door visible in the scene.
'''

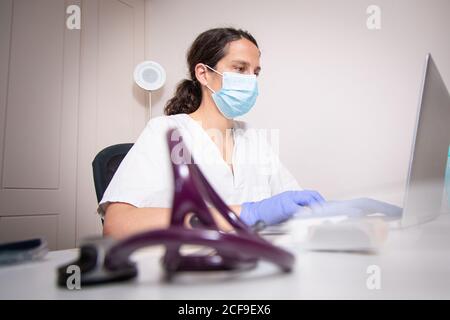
[0,0,148,249]
[75,0,149,244]
[0,0,81,249]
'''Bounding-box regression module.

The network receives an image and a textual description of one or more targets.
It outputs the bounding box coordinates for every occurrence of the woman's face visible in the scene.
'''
[197,38,261,93]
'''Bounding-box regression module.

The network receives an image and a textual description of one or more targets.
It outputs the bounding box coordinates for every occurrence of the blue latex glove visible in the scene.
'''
[240,190,326,226]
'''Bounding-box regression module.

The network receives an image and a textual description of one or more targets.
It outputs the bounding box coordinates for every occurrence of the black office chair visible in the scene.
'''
[91,142,211,229]
[92,143,134,223]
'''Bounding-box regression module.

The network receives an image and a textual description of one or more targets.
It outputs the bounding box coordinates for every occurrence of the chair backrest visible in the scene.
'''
[92,143,134,203]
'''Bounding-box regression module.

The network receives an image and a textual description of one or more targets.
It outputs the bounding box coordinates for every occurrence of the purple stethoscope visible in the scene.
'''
[57,129,295,286]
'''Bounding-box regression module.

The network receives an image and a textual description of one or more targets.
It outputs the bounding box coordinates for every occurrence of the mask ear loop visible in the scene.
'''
[202,64,222,94]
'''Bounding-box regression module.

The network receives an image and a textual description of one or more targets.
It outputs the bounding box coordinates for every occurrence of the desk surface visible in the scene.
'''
[1,214,450,299]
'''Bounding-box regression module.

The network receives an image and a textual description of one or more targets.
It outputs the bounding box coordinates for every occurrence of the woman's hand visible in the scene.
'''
[239,190,326,226]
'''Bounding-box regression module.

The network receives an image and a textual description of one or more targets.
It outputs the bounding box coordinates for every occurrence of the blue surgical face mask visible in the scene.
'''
[203,64,259,119]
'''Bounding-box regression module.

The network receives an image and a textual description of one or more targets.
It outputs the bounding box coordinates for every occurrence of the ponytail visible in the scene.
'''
[164,79,201,115]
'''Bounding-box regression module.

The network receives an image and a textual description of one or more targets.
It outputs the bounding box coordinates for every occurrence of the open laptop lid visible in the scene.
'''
[401,53,450,227]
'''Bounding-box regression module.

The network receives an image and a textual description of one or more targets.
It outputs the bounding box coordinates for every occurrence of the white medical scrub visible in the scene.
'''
[98,113,301,217]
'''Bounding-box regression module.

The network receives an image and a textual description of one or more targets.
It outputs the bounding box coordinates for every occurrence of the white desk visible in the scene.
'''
[1,214,449,299]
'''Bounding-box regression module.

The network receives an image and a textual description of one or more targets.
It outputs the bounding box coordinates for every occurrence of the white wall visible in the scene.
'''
[146,0,450,204]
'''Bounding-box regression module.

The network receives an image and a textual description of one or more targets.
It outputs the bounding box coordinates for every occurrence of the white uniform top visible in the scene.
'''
[98,113,301,217]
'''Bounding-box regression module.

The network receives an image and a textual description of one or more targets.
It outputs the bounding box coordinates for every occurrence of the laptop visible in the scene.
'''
[398,53,450,227]
[262,53,450,235]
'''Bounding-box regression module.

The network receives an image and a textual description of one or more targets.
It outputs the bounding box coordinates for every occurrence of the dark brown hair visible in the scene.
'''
[164,27,258,115]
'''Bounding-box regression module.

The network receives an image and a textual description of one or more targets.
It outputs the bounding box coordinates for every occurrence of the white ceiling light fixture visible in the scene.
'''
[133,61,166,91]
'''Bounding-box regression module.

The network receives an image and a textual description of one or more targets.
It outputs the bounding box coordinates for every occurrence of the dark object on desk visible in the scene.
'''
[92,143,134,225]
[57,129,295,286]
[0,238,48,266]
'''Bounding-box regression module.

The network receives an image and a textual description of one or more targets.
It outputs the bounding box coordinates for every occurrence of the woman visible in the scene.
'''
[100,27,326,239]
